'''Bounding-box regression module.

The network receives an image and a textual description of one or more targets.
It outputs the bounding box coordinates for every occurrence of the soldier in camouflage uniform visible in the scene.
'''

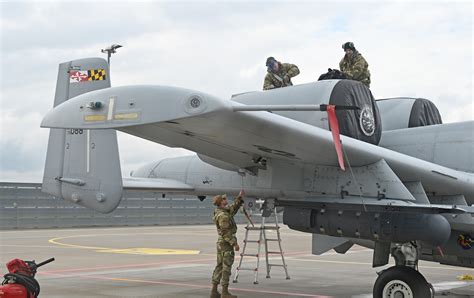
[339,42,371,87]
[210,191,244,298]
[263,57,300,90]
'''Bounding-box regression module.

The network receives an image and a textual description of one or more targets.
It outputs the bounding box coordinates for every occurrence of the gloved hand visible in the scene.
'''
[283,75,291,85]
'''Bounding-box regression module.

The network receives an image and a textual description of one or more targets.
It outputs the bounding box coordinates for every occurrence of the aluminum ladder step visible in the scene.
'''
[237,267,258,271]
[243,240,260,243]
[267,251,284,255]
[246,226,279,231]
[240,253,259,257]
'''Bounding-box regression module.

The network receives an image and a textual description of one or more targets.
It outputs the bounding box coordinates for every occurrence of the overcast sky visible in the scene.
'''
[0,0,472,182]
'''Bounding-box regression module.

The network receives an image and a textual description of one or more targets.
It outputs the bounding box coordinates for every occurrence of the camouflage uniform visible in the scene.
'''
[211,195,244,287]
[263,63,300,90]
[339,51,371,87]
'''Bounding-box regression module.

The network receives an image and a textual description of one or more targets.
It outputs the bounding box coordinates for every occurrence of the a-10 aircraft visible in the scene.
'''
[40,57,474,297]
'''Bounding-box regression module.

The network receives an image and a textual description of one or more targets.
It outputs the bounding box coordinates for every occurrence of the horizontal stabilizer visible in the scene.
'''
[123,177,194,192]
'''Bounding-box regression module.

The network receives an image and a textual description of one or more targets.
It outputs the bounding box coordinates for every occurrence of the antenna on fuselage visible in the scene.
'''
[101,44,123,66]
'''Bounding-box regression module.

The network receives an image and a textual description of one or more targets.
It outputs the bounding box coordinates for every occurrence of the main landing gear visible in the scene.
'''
[373,242,433,298]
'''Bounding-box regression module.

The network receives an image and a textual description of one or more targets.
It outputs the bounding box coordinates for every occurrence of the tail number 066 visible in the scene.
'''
[69,129,84,135]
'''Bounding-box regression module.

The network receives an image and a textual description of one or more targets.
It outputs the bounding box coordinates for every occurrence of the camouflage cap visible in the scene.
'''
[212,194,227,206]
[266,56,276,67]
[342,42,356,51]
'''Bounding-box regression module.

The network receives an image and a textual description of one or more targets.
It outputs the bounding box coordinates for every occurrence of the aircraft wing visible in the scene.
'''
[41,85,474,202]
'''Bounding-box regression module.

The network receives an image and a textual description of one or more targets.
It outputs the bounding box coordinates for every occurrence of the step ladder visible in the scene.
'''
[233,206,290,284]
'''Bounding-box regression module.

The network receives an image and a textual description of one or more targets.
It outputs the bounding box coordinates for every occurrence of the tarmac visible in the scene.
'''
[1,225,473,297]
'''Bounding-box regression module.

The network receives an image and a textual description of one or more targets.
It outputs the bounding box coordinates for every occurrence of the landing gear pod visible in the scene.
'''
[232,80,382,145]
[283,207,451,247]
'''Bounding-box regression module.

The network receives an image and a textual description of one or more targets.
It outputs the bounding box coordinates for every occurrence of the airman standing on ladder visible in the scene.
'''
[210,191,244,298]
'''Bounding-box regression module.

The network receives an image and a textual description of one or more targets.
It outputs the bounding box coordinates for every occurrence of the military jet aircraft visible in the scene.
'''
[40,57,474,297]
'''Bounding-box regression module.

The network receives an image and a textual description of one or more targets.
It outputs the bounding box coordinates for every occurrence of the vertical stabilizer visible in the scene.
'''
[42,58,122,213]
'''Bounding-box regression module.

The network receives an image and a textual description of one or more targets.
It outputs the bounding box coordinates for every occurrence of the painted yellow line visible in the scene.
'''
[48,231,209,249]
[97,248,200,255]
[48,234,200,255]
[48,235,110,250]
[457,274,474,281]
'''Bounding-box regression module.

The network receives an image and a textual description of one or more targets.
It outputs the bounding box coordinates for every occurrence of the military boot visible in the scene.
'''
[210,283,221,298]
[221,285,237,298]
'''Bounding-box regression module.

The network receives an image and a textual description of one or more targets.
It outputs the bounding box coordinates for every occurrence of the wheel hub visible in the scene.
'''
[382,280,413,298]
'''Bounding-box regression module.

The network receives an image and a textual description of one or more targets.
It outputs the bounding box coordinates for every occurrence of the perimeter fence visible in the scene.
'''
[0,182,246,229]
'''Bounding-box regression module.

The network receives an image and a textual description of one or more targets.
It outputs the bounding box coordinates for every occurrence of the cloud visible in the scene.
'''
[1,1,472,182]
[0,2,167,53]
[0,110,48,181]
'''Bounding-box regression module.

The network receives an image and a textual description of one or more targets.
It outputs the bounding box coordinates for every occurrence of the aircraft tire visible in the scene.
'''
[373,265,431,298]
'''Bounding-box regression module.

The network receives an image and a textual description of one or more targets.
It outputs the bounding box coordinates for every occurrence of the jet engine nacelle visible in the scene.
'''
[283,207,451,246]
[232,80,382,145]
[376,97,442,131]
